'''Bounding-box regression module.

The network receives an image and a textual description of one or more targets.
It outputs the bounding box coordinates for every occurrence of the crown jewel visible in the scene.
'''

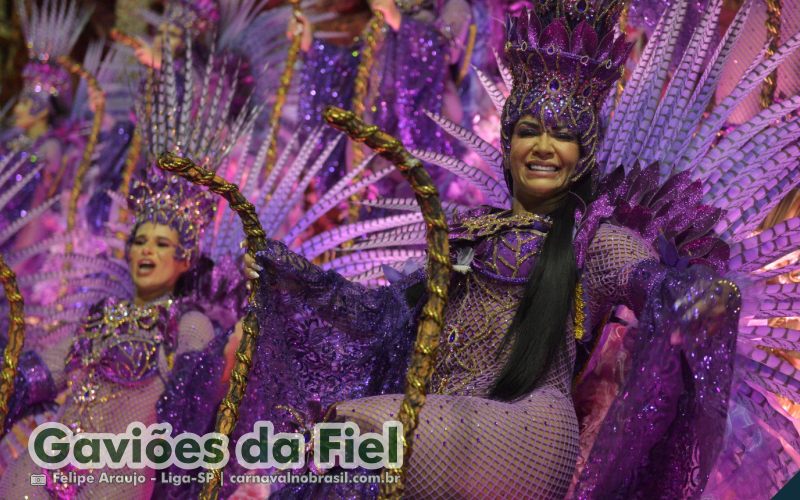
[505,1,629,106]
[128,174,216,262]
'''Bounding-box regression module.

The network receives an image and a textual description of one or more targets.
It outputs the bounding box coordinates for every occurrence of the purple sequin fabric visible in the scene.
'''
[573,262,739,498]
[0,339,56,431]
[298,17,452,192]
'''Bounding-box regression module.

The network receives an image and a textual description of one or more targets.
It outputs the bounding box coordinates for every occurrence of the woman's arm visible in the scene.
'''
[583,224,738,325]
[174,310,215,356]
[575,223,740,497]
[254,240,416,338]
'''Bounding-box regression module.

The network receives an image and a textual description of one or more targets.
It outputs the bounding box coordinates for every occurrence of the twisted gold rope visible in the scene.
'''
[113,130,141,259]
[0,254,25,436]
[350,12,385,175]
[761,0,781,109]
[56,56,105,256]
[324,106,451,499]
[157,153,266,500]
[264,0,302,180]
[109,28,144,50]
[615,0,630,104]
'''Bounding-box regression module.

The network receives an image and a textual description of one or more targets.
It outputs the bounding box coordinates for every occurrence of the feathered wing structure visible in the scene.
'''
[0,154,59,251]
[592,1,800,493]
[16,0,91,59]
[70,40,137,123]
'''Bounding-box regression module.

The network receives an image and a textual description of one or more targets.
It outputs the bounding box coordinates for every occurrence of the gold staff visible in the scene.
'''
[161,104,451,498]
[615,0,630,103]
[157,152,266,500]
[349,11,385,174]
[324,106,451,499]
[56,56,106,257]
[264,0,303,179]
[0,254,25,436]
[109,28,144,50]
[761,0,781,109]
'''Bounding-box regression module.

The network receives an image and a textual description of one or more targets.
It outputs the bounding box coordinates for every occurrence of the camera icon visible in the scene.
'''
[30,473,47,486]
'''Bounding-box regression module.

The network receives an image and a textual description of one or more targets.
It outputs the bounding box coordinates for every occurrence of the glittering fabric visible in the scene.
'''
[297,38,357,189]
[63,299,177,388]
[0,298,218,499]
[448,208,552,283]
[153,331,229,499]
[572,263,739,498]
[0,338,56,432]
[219,240,418,498]
[569,163,729,367]
[297,17,452,193]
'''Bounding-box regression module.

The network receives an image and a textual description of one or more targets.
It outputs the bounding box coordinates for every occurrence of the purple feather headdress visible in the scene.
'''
[16,0,92,113]
[501,0,631,179]
[127,176,216,263]
[126,25,262,263]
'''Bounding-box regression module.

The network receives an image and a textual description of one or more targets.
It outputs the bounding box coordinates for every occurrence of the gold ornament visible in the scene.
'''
[157,153,265,500]
[0,254,25,436]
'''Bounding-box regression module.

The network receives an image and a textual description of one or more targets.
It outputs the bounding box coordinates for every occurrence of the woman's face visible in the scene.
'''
[507,115,581,205]
[129,223,190,303]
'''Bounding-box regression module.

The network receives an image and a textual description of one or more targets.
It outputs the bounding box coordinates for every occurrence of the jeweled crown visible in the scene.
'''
[127,22,259,262]
[504,0,629,106]
[128,175,216,263]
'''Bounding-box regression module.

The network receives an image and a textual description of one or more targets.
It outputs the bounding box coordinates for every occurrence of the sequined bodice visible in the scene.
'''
[450,209,551,283]
[431,210,558,396]
[59,299,177,434]
[66,299,175,386]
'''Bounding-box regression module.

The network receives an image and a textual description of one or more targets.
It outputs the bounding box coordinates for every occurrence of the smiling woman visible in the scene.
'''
[231,3,745,498]
[507,115,581,215]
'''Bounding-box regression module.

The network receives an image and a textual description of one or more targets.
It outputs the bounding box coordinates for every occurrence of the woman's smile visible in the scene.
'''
[507,115,580,213]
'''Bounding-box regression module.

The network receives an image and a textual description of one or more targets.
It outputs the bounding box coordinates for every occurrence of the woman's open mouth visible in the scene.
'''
[136,259,156,275]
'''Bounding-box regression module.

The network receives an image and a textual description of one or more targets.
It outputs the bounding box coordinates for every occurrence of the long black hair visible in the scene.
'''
[489,173,593,401]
